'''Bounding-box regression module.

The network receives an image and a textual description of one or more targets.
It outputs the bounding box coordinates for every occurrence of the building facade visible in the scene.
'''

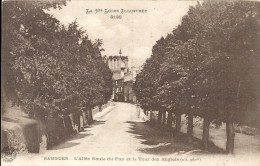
[104,50,140,103]
[114,78,124,102]
[107,56,128,80]
[123,67,140,103]
[104,50,128,101]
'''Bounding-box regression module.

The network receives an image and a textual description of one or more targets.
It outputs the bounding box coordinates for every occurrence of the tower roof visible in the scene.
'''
[119,49,122,56]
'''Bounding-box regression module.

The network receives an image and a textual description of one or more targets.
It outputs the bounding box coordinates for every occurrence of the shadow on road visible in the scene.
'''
[50,120,106,150]
[86,120,106,128]
[50,142,80,150]
[126,121,225,156]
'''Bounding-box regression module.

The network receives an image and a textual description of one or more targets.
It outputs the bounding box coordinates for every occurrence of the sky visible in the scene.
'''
[47,0,196,67]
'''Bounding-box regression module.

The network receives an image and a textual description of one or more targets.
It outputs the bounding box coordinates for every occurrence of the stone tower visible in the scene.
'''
[107,50,128,80]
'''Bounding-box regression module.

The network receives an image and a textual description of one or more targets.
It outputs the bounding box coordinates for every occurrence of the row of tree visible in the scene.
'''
[2,0,113,149]
[134,1,260,154]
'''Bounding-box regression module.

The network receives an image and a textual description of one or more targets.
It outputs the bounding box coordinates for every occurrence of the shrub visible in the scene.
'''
[22,122,40,153]
[2,126,27,153]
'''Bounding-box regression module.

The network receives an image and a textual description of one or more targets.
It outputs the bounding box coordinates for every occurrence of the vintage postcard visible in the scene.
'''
[1,0,260,166]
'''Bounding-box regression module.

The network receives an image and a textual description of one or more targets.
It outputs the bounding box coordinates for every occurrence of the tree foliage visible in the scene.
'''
[2,0,113,120]
[134,1,260,153]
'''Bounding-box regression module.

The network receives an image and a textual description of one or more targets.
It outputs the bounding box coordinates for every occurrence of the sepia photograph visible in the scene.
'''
[1,0,260,166]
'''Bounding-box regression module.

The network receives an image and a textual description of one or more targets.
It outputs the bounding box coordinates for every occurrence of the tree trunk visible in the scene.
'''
[76,112,81,132]
[202,115,210,150]
[84,109,89,125]
[99,104,102,112]
[145,109,148,116]
[87,109,93,124]
[82,110,87,127]
[73,112,80,132]
[226,113,235,154]
[64,115,74,135]
[158,111,162,125]
[162,110,166,126]
[167,112,173,128]
[176,113,181,133]
[150,110,153,121]
[187,113,194,143]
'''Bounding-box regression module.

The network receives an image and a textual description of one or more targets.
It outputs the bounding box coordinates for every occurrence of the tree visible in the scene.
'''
[2,0,113,147]
[179,1,260,153]
[134,37,168,124]
[134,1,260,154]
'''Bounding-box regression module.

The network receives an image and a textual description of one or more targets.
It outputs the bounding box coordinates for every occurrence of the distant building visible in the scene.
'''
[106,50,128,80]
[105,49,128,101]
[105,50,140,103]
[123,67,140,103]
[114,78,124,102]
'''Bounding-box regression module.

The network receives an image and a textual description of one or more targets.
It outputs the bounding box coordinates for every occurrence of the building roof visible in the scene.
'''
[108,55,128,60]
